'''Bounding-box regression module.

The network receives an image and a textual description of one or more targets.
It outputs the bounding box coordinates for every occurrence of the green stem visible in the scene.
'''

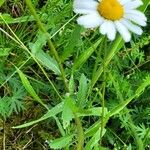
[88,36,123,97]
[100,37,107,145]
[99,84,105,145]
[25,0,68,91]
[92,36,105,80]
[74,114,84,150]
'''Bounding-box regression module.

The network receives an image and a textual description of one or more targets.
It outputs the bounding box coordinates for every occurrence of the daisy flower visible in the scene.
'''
[73,0,147,42]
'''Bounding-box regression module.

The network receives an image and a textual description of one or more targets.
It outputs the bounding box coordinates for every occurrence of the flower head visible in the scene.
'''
[73,0,147,42]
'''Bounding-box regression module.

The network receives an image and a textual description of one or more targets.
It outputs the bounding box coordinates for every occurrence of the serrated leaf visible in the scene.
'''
[0,97,10,119]
[77,74,88,107]
[62,97,75,129]
[8,98,24,116]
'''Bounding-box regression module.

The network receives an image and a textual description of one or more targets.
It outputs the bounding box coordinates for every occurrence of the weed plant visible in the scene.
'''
[0,0,150,149]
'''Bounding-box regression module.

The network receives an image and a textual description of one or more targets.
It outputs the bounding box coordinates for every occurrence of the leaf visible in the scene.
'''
[77,107,108,117]
[135,76,150,97]
[8,97,24,116]
[48,134,74,149]
[0,48,11,57]
[0,97,10,119]
[30,32,60,75]
[17,68,48,109]
[77,74,88,107]
[0,88,25,119]
[13,102,63,129]
[85,121,100,138]
[0,14,15,23]
[0,13,48,24]
[85,128,106,150]
[0,0,5,7]
[62,97,76,129]
[36,51,61,75]
[140,0,150,11]
[30,32,47,54]
[69,75,74,95]
[72,37,103,72]
[61,25,81,61]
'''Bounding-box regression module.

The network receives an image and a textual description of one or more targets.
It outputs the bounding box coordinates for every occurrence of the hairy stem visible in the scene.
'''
[25,0,68,91]
[74,114,84,150]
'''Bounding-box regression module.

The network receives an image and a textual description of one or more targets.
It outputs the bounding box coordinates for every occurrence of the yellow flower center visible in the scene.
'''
[97,0,124,20]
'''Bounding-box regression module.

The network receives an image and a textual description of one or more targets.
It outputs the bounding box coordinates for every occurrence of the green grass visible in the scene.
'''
[0,0,150,149]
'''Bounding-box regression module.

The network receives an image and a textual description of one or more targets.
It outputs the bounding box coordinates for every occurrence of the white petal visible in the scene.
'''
[77,13,103,28]
[74,9,97,14]
[120,19,143,35]
[115,21,131,42]
[100,20,116,41]
[73,0,98,14]
[99,21,108,35]
[125,9,147,21]
[106,21,117,41]
[124,0,143,9]
[119,0,131,5]
[124,14,147,26]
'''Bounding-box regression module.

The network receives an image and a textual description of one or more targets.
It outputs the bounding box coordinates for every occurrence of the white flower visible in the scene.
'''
[73,0,147,42]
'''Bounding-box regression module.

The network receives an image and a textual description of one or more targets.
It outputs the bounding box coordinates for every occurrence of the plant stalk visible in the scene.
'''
[25,0,68,91]
[74,114,84,150]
